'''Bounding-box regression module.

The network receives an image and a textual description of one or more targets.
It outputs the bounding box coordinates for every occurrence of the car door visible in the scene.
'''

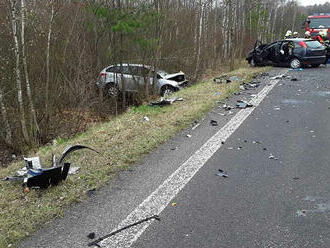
[266,42,281,64]
[132,66,149,91]
[115,65,135,91]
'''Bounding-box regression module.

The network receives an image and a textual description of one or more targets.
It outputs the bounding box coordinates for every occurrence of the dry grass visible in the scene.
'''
[0,66,270,248]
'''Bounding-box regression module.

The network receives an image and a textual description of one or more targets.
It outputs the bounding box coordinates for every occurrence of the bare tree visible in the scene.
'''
[0,89,12,146]
[9,0,29,143]
[21,0,39,141]
[45,0,54,122]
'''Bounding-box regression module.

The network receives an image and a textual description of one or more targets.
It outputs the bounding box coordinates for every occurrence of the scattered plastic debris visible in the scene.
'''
[87,232,96,240]
[172,202,177,207]
[87,215,160,247]
[186,134,192,138]
[215,92,221,96]
[258,72,270,77]
[270,74,288,80]
[213,75,231,84]
[210,120,218,126]
[143,116,150,122]
[274,107,281,110]
[249,82,261,88]
[223,104,232,111]
[269,154,278,160]
[87,188,96,197]
[192,123,201,130]
[3,145,99,189]
[236,100,253,109]
[149,97,183,107]
[215,169,228,178]
[296,210,307,217]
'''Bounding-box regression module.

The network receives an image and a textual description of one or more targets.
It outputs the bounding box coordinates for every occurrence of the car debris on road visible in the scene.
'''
[87,215,161,247]
[222,104,233,111]
[269,154,279,160]
[3,145,99,190]
[210,120,218,126]
[216,169,229,178]
[236,100,253,109]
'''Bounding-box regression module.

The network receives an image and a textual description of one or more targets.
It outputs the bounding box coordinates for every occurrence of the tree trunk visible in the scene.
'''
[291,3,297,31]
[9,0,29,143]
[195,0,203,80]
[45,0,54,122]
[21,0,39,141]
[0,89,13,146]
[271,6,279,41]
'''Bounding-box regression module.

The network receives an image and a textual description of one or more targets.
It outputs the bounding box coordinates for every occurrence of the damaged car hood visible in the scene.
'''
[163,71,185,81]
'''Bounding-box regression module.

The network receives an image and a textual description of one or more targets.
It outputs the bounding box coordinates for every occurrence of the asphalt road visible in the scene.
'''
[21,66,330,248]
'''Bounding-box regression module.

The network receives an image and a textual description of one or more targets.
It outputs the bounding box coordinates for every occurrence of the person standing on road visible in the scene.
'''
[293,32,299,38]
[284,30,293,39]
[305,31,311,39]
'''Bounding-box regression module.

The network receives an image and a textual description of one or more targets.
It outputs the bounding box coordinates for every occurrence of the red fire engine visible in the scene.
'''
[305,13,330,39]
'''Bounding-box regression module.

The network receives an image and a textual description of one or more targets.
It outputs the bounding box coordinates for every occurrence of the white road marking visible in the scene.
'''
[101,70,287,248]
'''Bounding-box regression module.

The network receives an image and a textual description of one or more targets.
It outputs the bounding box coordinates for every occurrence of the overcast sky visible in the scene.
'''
[298,0,330,6]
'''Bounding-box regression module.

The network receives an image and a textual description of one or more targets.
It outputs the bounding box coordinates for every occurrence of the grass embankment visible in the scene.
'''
[0,66,270,248]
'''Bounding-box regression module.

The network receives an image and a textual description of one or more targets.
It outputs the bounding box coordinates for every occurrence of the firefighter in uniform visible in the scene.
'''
[314,31,324,44]
[293,32,299,38]
[284,30,293,39]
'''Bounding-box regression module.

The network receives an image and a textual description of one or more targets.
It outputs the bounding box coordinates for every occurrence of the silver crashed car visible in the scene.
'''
[97,64,189,96]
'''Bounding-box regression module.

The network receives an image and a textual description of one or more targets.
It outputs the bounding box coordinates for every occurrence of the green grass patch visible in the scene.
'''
[0,66,270,248]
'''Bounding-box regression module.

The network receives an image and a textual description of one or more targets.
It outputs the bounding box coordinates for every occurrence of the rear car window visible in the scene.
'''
[106,66,120,73]
[306,41,323,49]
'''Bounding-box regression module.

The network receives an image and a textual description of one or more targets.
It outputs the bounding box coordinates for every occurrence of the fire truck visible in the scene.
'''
[305,13,330,39]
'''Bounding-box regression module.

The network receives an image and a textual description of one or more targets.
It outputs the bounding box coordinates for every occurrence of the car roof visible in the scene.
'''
[108,64,152,68]
[278,38,316,43]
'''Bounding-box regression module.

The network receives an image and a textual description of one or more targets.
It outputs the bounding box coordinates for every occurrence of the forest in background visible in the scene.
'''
[1,0,330,154]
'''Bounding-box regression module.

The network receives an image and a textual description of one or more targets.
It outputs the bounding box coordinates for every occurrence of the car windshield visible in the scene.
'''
[309,17,330,28]
[157,70,169,77]
[306,40,324,48]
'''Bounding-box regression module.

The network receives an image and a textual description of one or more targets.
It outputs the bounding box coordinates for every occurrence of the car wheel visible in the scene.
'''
[290,58,301,69]
[311,64,320,68]
[105,84,119,97]
[161,85,175,97]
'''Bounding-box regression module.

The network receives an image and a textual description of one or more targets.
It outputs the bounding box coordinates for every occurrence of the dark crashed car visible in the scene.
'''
[246,39,326,69]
